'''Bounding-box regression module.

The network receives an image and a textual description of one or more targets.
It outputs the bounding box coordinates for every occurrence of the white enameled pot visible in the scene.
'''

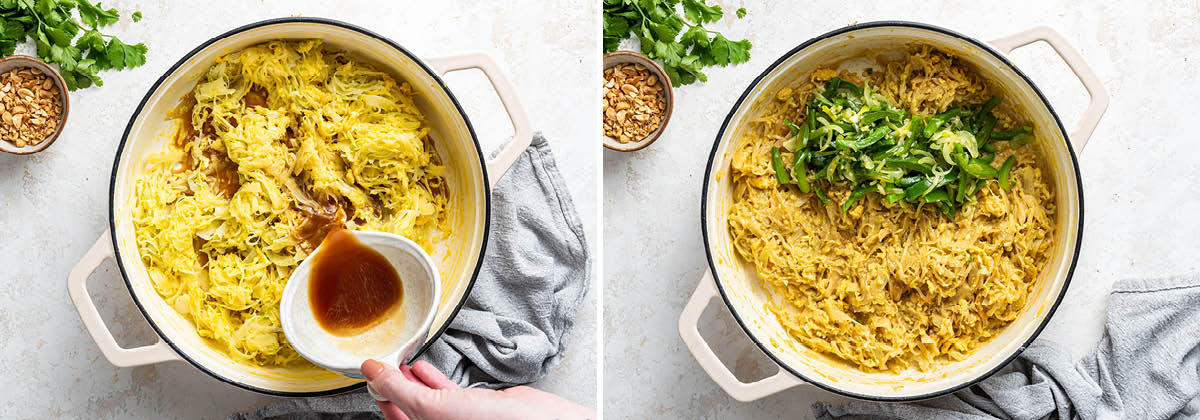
[679,22,1108,401]
[67,17,532,396]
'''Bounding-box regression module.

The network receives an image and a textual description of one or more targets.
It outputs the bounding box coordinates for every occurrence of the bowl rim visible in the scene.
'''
[0,55,70,155]
[698,20,1084,402]
[602,50,674,152]
[105,17,493,397]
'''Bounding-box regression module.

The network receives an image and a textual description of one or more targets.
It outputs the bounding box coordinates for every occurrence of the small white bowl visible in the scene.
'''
[280,230,441,381]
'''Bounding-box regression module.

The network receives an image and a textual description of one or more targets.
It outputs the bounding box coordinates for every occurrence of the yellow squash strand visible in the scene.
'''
[132,40,449,368]
[728,48,1055,373]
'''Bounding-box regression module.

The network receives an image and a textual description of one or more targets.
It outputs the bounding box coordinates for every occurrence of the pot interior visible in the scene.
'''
[704,24,1081,399]
[109,20,488,395]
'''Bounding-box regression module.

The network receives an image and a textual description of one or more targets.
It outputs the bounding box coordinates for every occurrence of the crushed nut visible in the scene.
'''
[0,67,62,148]
[603,63,666,144]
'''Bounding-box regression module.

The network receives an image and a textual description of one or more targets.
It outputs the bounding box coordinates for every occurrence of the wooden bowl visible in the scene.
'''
[0,55,69,155]
[603,51,674,152]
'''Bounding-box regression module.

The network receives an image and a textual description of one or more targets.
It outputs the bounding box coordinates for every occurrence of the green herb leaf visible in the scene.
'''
[0,0,144,89]
[708,33,752,66]
[78,0,118,27]
[46,19,79,46]
[75,27,104,52]
[74,57,101,84]
[104,36,145,70]
[48,43,78,70]
[736,7,747,18]
[0,19,26,40]
[131,10,141,22]
[603,0,750,86]
[678,25,708,49]
[681,0,722,24]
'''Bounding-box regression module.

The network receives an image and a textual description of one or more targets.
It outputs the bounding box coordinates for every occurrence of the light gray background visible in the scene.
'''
[604,1,1199,418]
[0,1,598,418]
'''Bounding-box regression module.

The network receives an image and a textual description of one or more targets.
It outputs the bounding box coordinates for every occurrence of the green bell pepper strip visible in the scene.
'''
[998,156,1016,190]
[922,120,941,139]
[860,109,904,125]
[979,152,995,164]
[990,125,1033,140]
[830,122,855,133]
[922,107,962,138]
[956,172,971,202]
[982,142,997,153]
[904,171,959,201]
[838,126,891,150]
[824,77,841,96]
[813,184,831,203]
[932,171,960,200]
[978,97,1002,118]
[904,178,933,201]
[809,152,834,169]
[939,202,957,218]
[964,159,998,179]
[885,192,906,203]
[786,118,811,150]
[954,152,999,179]
[977,115,996,144]
[839,80,863,96]
[841,184,874,213]
[897,175,923,187]
[793,152,811,193]
[924,188,950,203]
[886,157,934,175]
[825,77,863,97]
[815,155,840,180]
[910,116,926,139]
[935,170,959,188]
[771,147,790,184]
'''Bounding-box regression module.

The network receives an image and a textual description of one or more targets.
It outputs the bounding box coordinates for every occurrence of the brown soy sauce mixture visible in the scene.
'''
[309,229,404,337]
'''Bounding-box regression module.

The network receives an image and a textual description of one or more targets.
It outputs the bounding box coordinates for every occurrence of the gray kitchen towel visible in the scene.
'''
[230,132,590,420]
[814,273,1200,420]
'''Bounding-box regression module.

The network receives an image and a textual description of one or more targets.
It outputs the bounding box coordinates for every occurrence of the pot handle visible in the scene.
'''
[990,26,1109,151]
[678,270,804,401]
[67,230,180,367]
[427,53,533,189]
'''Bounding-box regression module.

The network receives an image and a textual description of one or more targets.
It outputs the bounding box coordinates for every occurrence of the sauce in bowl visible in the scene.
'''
[309,228,405,337]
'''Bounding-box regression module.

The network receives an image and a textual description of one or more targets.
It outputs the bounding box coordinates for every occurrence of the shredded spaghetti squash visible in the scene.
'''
[728,47,1055,372]
[131,40,449,367]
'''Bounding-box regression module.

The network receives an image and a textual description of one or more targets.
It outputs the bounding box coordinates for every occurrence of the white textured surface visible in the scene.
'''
[604,1,1200,418]
[0,1,597,418]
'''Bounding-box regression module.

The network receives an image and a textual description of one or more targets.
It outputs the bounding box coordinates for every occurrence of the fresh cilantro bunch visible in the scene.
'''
[602,0,751,87]
[0,0,146,90]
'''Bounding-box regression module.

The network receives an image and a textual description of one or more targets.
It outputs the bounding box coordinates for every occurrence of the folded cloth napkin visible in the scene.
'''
[231,133,591,420]
[814,273,1200,420]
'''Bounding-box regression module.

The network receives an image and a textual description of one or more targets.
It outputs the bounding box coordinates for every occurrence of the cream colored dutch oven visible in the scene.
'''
[66,17,532,396]
[679,22,1108,401]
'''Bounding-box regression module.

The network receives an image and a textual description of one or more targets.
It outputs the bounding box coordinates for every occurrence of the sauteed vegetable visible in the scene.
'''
[728,47,1056,373]
[770,77,1032,218]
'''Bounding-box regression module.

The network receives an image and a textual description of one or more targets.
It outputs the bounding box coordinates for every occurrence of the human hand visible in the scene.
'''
[361,359,595,420]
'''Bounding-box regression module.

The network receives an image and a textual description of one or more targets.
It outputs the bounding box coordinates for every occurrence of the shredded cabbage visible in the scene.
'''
[132,40,450,367]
